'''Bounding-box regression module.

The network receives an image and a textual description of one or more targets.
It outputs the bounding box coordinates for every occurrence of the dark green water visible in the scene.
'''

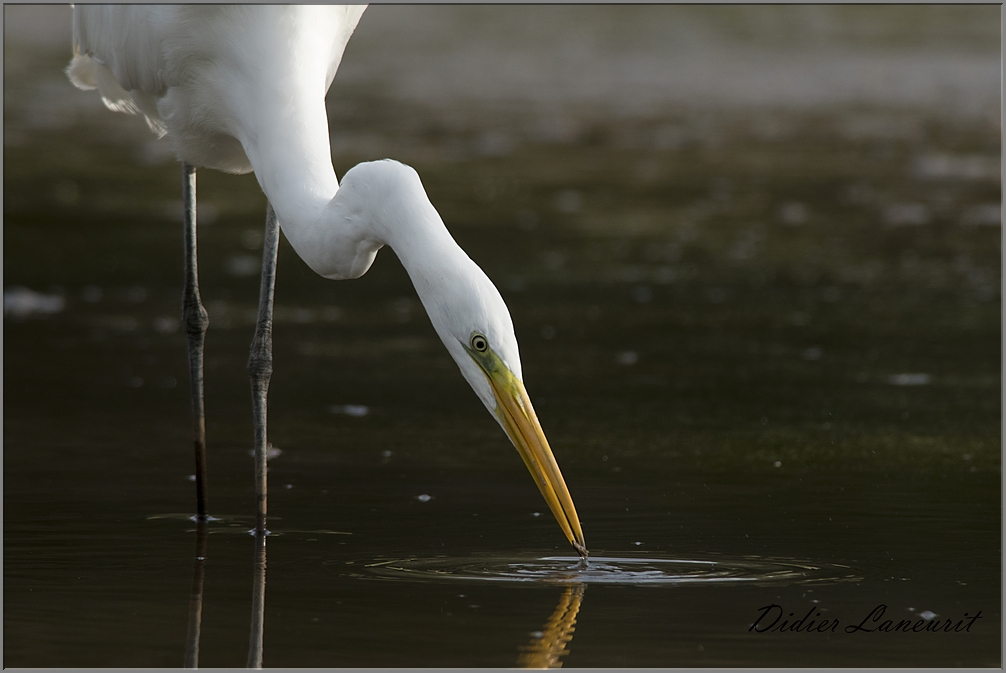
[4,5,1001,668]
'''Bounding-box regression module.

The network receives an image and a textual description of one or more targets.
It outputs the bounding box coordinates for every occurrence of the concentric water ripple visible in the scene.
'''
[361,554,861,586]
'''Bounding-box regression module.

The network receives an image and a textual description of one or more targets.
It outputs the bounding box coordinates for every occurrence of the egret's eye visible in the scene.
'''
[470,333,488,352]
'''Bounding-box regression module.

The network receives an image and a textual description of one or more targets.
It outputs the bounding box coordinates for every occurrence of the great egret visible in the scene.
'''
[67,4,587,557]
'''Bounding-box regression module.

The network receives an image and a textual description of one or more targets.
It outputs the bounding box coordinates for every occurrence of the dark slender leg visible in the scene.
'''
[183,518,209,668]
[182,162,210,520]
[246,527,267,668]
[248,202,279,535]
[245,202,277,667]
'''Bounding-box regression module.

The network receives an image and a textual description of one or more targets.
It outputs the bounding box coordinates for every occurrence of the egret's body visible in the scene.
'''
[67,4,587,556]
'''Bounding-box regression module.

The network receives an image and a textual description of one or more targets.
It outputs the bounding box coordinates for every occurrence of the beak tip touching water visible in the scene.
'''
[482,361,588,559]
[466,341,588,558]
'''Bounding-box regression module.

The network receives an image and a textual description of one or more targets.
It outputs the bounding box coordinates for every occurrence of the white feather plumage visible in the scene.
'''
[66,4,518,415]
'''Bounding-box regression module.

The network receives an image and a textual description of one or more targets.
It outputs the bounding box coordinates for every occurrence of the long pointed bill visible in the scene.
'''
[482,363,588,558]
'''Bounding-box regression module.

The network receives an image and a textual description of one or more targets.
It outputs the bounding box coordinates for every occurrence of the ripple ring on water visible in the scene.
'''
[360,554,862,586]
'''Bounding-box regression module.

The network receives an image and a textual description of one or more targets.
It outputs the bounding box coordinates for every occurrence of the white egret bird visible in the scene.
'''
[67,5,587,557]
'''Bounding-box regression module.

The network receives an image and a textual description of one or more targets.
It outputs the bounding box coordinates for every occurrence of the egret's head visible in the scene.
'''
[424,261,521,417]
[341,159,587,557]
[419,252,587,558]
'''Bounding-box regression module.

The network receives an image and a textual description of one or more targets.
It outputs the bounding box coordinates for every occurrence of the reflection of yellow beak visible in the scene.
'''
[468,345,587,557]
[517,584,585,668]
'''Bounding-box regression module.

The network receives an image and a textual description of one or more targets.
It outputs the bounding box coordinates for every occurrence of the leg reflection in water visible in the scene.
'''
[247,529,267,668]
[517,584,585,668]
[181,524,267,668]
[183,519,209,668]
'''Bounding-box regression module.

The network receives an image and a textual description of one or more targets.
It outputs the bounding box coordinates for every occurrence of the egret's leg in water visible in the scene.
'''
[248,203,279,534]
[181,162,210,520]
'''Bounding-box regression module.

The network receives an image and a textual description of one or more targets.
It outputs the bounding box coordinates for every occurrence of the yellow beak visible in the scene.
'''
[469,346,587,557]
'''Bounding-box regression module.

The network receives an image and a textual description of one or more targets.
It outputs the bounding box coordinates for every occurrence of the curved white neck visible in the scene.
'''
[239,96,466,292]
[236,87,339,241]
[217,5,360,262]
[236,100,520,398]
[225,29,474,317]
